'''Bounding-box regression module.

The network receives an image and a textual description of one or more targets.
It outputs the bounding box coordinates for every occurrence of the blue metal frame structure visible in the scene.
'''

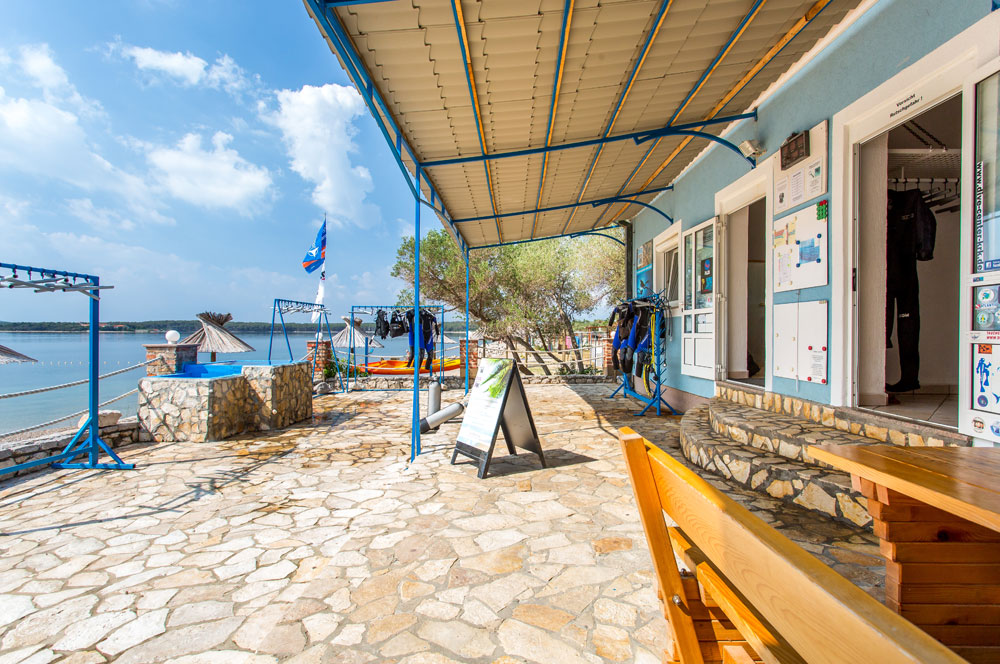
[345,305,445,398]
[0,262,133,477]
[266,298,345,393]
[307,1,773,462]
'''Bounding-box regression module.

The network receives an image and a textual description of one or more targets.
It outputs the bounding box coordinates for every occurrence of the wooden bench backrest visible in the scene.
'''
[619,427,967,664]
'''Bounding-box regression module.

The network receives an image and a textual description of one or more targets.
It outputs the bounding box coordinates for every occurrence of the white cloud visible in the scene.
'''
[147,131,272,212]
[267,83,378,228]
[113,42,256,98]
[124,44,206,84]
[67,198,136,231]
[18,44,102,117]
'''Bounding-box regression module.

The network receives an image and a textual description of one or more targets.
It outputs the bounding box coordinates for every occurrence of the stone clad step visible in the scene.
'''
[679,404,871,528]
[707,399,877,467]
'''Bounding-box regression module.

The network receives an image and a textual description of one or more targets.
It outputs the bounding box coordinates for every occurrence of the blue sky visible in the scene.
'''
[0,1,426,323]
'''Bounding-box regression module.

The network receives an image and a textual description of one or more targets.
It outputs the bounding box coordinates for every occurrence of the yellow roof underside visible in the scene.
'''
[307,0,859,247]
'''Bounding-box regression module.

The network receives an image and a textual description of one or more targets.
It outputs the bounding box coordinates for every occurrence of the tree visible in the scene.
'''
[391,228,624,374]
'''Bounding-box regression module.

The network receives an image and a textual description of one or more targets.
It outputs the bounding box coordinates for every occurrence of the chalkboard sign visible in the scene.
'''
[452,358,546,478]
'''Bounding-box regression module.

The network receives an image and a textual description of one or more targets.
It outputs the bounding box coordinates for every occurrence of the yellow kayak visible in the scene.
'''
[353,358,463,375]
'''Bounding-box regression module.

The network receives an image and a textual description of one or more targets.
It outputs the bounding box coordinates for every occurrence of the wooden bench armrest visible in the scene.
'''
[619,427,968,664]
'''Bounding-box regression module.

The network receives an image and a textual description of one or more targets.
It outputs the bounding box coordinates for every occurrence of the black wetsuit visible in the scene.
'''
[885,189,936,392]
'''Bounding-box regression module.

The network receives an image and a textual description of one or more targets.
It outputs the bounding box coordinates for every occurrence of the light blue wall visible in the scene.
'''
[632,0,992,401]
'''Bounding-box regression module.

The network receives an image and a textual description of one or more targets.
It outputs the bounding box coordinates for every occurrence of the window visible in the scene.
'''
[664,246,679,305]
[684,224,714,311]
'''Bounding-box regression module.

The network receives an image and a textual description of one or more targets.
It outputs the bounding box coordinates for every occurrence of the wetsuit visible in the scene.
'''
[375,310,389,339]
[885,189,936,392]
[608,303,635,373]
[625,303,653,375]
[406,309,437,371]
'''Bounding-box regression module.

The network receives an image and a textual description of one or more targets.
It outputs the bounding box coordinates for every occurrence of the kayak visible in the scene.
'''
[353,358,463,375]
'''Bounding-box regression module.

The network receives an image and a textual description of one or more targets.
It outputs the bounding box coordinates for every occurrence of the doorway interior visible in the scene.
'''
[726,198,767,386]
[855,94,962,427]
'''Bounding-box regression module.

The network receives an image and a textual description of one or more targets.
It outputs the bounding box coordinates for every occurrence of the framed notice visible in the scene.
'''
[452,358,545,478]
[773,120,827,215]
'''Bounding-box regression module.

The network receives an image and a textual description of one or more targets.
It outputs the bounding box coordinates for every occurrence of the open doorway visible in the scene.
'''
[726,198,767,385]
[855,94,961,427]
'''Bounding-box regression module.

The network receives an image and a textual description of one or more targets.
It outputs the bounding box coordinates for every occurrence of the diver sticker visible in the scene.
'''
[974,344,1000,414]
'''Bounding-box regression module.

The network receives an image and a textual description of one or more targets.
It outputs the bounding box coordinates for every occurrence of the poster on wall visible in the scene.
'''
[773,120,828,215]
[636,239,653,295]
[773,199,828,292]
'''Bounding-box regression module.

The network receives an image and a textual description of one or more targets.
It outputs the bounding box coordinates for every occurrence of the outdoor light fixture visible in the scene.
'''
[165,330,180,344]
[739,139,765,159]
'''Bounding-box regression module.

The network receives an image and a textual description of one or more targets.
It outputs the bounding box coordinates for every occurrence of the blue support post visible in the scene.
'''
[88,282,99,466]
[279,309,293,362]
[412,166,422,461]
[465,248,470,394]
[267,301,277,364]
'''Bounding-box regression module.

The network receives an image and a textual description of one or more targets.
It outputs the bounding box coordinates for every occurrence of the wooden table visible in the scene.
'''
[809,444,1000,664]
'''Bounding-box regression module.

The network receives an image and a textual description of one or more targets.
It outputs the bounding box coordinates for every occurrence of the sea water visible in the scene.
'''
[0,331,459,435]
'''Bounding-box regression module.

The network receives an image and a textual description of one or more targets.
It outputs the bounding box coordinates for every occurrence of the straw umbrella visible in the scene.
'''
[181,312,255,362]
[331,316,383,370]
[0,344,37,364]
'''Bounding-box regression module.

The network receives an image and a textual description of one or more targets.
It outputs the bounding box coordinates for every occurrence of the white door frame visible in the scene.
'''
[830,11,1000,408]
[714,163,773,391]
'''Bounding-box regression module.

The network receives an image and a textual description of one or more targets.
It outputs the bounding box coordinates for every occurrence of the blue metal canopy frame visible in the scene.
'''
[306,0,767,463]
[0,262,132,477]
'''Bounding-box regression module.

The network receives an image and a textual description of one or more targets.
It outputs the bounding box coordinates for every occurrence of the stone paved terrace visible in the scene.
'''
[0,385,882,664]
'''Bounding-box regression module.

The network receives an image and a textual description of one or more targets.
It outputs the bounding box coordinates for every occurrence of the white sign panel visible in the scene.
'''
[773,120,828,215]
[772,300,828,384]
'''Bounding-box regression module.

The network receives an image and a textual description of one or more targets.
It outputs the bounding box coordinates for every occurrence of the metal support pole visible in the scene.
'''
[465,248,470,394]
[439,305,444,381]
[412,166,422,461]
[88,278,99,466]
[267,301,276,364]
[350,305,356,391]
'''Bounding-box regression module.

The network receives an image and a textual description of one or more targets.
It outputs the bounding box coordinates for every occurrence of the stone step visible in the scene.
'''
[679,404,871,528]
[715,381,972,448]
[707,398,878,467]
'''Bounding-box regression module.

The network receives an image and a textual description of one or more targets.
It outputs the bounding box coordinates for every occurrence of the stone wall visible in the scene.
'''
[139,363,313,443]
[244,363,313,431]
[0,418,149,480]
[144,343,198,376]
[206,375,251,441]
[139,376,213,442]
[344,373,614,392]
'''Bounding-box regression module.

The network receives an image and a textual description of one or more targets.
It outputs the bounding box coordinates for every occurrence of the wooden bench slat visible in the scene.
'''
[723,645,759,664]
[881,541,1000,563]
[620,427,967,664]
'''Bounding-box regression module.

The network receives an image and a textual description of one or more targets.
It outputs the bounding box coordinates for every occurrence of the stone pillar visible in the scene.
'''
[603,329,615,377]
[306,340,332,383]
[144,343,198,376]
[460,339,480,380]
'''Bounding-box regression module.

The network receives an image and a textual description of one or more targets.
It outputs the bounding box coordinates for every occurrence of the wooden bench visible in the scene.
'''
[618,427,968,664]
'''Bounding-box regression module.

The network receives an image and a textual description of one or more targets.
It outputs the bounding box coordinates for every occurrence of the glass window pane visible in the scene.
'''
[695,226,714,310]
[684,234,693,310]
[975,71,1000,272]
[666,248,679,303]
[684,315,692,333]
[696,313,713,333]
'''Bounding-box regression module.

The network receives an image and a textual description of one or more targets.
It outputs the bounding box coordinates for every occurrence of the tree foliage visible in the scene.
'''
[391,228,624,373]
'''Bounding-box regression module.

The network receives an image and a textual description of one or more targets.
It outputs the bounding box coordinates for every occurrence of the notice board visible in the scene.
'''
[773,199,829,292]
[452,358,546,478]
[772,300,828,384]
[773,120,827,216]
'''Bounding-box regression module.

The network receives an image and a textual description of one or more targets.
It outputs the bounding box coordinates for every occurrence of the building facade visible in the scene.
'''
[627,0,1000,443]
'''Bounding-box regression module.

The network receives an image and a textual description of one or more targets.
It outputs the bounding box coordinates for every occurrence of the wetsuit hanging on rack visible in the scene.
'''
[624,300,654,375]
[608,302,635,372]
[406,309,437,371]
[374,309,390,339]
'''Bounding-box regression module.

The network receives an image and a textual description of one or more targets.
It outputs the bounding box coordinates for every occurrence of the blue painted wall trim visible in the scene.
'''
[630,0,992,404]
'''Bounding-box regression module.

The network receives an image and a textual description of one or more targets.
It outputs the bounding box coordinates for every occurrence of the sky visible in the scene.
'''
[0,1,428,323]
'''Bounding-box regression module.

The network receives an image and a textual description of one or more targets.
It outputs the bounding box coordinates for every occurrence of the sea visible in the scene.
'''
[0,331,460,436]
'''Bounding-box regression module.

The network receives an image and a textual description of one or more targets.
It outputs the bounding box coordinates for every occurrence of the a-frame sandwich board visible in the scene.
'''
[451,358,546,479]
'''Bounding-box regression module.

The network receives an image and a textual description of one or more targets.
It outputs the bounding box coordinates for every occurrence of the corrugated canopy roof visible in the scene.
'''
[305,0,859,248]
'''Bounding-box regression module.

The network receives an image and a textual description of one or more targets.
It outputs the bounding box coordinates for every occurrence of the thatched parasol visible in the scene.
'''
[0,344,37,364]
[330,316,383,349]
[181,312,255,362]
[468,329,492,341]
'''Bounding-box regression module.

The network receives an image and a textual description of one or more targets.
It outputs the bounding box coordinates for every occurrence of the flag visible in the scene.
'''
[310,217,327,324]
[302,223,326,273]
